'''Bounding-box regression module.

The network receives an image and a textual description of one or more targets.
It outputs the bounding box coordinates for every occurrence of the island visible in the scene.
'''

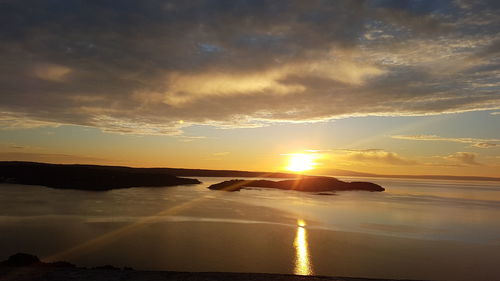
[208,177,385,192]
[0,161,200,191]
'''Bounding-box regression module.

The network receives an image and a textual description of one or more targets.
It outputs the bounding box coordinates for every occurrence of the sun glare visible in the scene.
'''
[286,153,317,172]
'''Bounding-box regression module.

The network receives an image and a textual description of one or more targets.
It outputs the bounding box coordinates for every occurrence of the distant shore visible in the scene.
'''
[0,161,384,193]
[1,161,498,185]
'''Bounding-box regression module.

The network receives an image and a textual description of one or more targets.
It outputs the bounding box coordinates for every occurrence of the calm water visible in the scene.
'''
[1,177,500,280]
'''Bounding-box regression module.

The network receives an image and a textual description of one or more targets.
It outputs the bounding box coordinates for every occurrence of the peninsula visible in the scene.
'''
[0,161,200,191]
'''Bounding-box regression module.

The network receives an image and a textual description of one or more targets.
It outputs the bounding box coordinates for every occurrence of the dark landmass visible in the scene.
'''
[0,162,200,191]
[1,161,495,193]
[208,177,385,192]
[372,174,500,182]
[107,165,500,182]
[0,253,75,269]
[147,167,300,178]
[0,253,426,281]
[320,169,500,182]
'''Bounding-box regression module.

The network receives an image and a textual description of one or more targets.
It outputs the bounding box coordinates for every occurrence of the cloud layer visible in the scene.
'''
[339,149,418,165]
[1,0,500,134]
[392,135,500,148]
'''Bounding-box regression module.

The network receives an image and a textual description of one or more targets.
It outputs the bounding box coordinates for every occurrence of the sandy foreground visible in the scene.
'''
[0,266,426,281]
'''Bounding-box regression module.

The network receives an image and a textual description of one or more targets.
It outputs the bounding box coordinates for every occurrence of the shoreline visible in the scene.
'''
[0,266,427,281]
[0,253,427,281]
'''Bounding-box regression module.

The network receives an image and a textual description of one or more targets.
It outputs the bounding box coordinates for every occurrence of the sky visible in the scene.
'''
[0,0,499,177]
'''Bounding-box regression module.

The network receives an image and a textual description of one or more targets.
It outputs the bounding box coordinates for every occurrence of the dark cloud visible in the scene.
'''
[0,0,499,134]
[475,39,500,58]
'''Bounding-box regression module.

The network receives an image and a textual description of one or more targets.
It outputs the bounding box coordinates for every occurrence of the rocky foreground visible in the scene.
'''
[208,177,384,192]
[0,253,423,281]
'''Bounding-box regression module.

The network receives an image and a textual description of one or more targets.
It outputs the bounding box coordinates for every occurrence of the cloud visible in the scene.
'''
[444,152,483,166]
[32,64,72,82]
[0,112,58,129]
[9,145,26,149]
[0,152,119,165]
[204,151,230,161]
[176,135,207,142]
[0,142,34,150]
[473,39,500,59]
[0,1,499,134]
[392,135,500,148]
[340,149,418,166]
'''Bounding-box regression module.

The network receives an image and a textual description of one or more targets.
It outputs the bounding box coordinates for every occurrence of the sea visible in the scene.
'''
[1,177,499,281]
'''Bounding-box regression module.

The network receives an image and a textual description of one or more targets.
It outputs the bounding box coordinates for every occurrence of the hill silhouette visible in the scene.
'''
[0,161,200,191]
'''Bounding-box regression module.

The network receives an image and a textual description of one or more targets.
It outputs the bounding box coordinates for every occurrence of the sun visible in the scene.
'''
[285,153,317,172]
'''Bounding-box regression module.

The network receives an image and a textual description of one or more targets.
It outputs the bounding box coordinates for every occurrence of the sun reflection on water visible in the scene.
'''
[294,219,313,275]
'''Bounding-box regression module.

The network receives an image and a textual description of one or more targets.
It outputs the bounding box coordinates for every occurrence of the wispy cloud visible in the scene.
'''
[0,142,31,150]
[212,152,230,157]
[0,152,119,165]
[339,149,418,166]
[0,112,57,130]
[443,152,483,166]
[392,135,500,148]
[175,136,207,142]
[204,151,231,161]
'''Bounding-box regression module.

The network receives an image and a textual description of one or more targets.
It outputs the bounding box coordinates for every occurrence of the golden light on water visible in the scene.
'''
[285,153,318,172]
[293,219,313,275]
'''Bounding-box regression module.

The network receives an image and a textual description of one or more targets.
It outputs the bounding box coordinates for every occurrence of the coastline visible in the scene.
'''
[0,253,426,281]
[0,266,426,281]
